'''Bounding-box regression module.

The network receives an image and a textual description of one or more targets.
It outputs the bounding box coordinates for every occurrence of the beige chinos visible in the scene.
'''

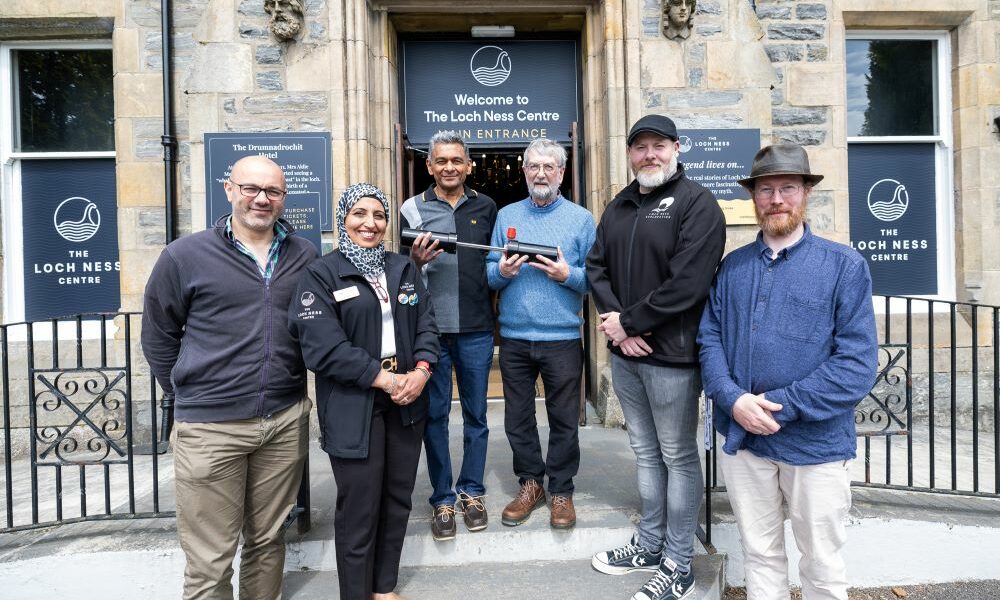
[720,449,852,600]
[172,397,310,600]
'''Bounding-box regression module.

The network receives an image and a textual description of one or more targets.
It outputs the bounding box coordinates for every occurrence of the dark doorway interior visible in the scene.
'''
[411,147,576,211]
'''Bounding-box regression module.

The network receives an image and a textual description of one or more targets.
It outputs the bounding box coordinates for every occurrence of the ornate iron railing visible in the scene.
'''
[703,295,1000,547]
[0,312,309,534]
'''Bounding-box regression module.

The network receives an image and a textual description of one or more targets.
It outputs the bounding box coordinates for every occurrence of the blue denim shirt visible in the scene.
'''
[698,225,879,465]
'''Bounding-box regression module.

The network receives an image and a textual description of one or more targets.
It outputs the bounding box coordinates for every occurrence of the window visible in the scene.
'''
[846,39,937,138]
[1,42,119,326]
[845,32,953,300]
[13,49,114,152]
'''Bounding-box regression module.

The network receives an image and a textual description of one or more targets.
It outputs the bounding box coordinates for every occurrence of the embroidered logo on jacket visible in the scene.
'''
[646,196,675,220]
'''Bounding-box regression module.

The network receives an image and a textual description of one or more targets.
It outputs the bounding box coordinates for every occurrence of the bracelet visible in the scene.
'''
[414,366,431,380]
[386,372,397,395]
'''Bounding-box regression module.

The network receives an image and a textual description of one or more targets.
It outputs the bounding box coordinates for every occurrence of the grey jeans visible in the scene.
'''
[612,354,703,572]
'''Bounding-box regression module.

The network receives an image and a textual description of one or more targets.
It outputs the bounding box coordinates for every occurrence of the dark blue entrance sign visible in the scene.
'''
[401,41,579,146]
[204,132,331,236]
[848,143,937,295]
[677,129,760,225]
[21,159,120,321]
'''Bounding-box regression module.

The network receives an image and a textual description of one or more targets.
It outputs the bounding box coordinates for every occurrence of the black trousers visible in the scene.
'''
[328,393,425,600]
[499,337,583,495]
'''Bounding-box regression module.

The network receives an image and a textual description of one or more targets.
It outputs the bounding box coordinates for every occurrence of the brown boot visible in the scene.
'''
[501,480,545,526]
[549,495,576,529]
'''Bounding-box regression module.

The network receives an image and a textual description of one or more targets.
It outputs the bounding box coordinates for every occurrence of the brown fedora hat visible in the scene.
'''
[738,143,824,189]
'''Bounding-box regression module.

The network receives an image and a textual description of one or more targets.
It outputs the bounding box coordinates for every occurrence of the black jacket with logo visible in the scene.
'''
[586,164,726,365]
[288,251,439,459]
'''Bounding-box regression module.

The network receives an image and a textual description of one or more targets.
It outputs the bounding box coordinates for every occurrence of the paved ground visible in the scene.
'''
[723,581,1000,600]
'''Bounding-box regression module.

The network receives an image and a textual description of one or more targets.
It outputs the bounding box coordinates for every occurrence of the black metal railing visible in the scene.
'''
[1,312,309,534]
[703,295,1000,546]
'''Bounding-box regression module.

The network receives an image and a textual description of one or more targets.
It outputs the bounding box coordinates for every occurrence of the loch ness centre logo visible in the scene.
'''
[866,178,909,222]
[470,45,512,87]
[53,196,101,242]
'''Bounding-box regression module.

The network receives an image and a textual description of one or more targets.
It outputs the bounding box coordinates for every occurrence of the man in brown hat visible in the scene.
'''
[697,143,879,599]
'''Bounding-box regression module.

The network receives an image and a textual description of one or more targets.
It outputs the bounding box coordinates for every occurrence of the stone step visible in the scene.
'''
[282,556,726,600]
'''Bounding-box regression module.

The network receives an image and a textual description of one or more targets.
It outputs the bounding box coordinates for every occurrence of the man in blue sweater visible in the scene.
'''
[487,138,596,529]
[698,144,878,600]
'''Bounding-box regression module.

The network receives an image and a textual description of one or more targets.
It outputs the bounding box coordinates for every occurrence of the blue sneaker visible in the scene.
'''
[631,557,694,600]
[591,533,662,575]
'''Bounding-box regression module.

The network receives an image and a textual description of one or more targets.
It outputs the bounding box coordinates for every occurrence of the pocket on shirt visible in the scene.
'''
[780,295,830,342]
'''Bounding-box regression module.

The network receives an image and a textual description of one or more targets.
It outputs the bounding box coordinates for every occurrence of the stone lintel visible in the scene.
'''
[842,11,974,28]
[0,17,114,40]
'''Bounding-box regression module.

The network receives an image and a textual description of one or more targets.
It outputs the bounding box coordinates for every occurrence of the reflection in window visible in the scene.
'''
[14,50,114,152]
[846,40,936,137]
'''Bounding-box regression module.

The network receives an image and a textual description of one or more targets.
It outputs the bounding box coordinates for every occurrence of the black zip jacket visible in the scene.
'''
[586,164,726,365]
[141,216,318,422]
[288,251,439,459]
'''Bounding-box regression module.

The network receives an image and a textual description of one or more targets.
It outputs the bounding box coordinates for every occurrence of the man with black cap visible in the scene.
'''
[587,114,726,600]
[697,143,878,600]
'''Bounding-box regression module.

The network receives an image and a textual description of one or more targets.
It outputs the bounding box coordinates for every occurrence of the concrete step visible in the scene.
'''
[283,556,726,600]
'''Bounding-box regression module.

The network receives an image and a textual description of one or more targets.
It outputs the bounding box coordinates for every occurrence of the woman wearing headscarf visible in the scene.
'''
[289,183,438,600]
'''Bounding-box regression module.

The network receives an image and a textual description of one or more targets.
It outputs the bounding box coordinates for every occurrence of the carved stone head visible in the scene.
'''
[662,0,696,40]
[264,0,305,41]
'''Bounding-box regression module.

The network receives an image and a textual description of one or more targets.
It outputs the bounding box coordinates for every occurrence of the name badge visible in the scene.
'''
[333,286,360,302]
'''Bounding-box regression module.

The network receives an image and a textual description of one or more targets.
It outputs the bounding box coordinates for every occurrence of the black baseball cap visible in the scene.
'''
[627,114,679,145]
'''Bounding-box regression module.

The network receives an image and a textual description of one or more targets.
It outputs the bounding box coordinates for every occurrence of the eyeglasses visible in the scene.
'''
[524,163,560,175]
[755,184,803,199]
[229,180,287,201]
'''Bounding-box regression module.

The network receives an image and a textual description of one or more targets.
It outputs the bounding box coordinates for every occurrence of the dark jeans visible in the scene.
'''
[422,331,493,507]
[329,393,425,600]
[499,337,582,495]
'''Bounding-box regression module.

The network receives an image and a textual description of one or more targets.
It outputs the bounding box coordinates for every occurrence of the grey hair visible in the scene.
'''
[523,138,567,167]
[428,130,471,160]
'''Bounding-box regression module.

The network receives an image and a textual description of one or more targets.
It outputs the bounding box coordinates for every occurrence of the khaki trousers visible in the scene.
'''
[172,398,310,600]
[720,449,852,600]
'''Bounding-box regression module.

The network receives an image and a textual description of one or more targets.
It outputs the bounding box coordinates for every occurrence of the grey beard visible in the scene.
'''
[529,184,558,204]
[635,155,678,189]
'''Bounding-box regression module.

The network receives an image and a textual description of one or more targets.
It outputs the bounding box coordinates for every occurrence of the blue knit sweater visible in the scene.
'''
[486,196,596,341]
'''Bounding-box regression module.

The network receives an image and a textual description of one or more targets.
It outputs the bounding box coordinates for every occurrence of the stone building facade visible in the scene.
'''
[1,0,998,426]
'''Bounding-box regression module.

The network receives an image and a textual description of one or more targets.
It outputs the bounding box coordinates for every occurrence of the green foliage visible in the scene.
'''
[861,41,935,137]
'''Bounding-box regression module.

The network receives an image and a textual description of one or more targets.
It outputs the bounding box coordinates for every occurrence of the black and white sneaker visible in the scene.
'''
[631,557,694,600]
[591,533,662,575]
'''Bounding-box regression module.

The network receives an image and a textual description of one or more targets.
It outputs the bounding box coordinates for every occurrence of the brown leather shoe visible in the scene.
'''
[459,491,489,532]
[549,494,576,529]
[501,480,545,526]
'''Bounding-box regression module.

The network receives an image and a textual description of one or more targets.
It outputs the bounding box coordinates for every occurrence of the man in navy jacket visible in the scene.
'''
[142,155,316,599]
[698,144,878,600]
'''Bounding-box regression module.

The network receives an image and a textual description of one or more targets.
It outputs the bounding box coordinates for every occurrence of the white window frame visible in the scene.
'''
[1,41,117,338]
[845,30,956,308]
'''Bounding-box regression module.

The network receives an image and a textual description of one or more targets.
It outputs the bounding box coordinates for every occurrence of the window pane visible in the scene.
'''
[846,39,936,137]
[15,49,114,152]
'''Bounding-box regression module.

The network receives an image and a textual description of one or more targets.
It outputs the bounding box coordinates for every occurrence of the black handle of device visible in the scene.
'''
[506,240,559,261]
[401,228,459,253]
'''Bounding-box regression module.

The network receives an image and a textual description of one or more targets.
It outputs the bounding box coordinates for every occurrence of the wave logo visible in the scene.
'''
[866,178,909,222]
[53,197,101,242]
[470,46,512,87]
[678,136,693,153]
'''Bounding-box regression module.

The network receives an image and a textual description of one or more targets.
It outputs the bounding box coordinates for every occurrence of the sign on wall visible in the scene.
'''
[204,132,330,243]
[401,41,579,146]
[677,128,760,225]
[848,143,938,296]
[21,159,120,321]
